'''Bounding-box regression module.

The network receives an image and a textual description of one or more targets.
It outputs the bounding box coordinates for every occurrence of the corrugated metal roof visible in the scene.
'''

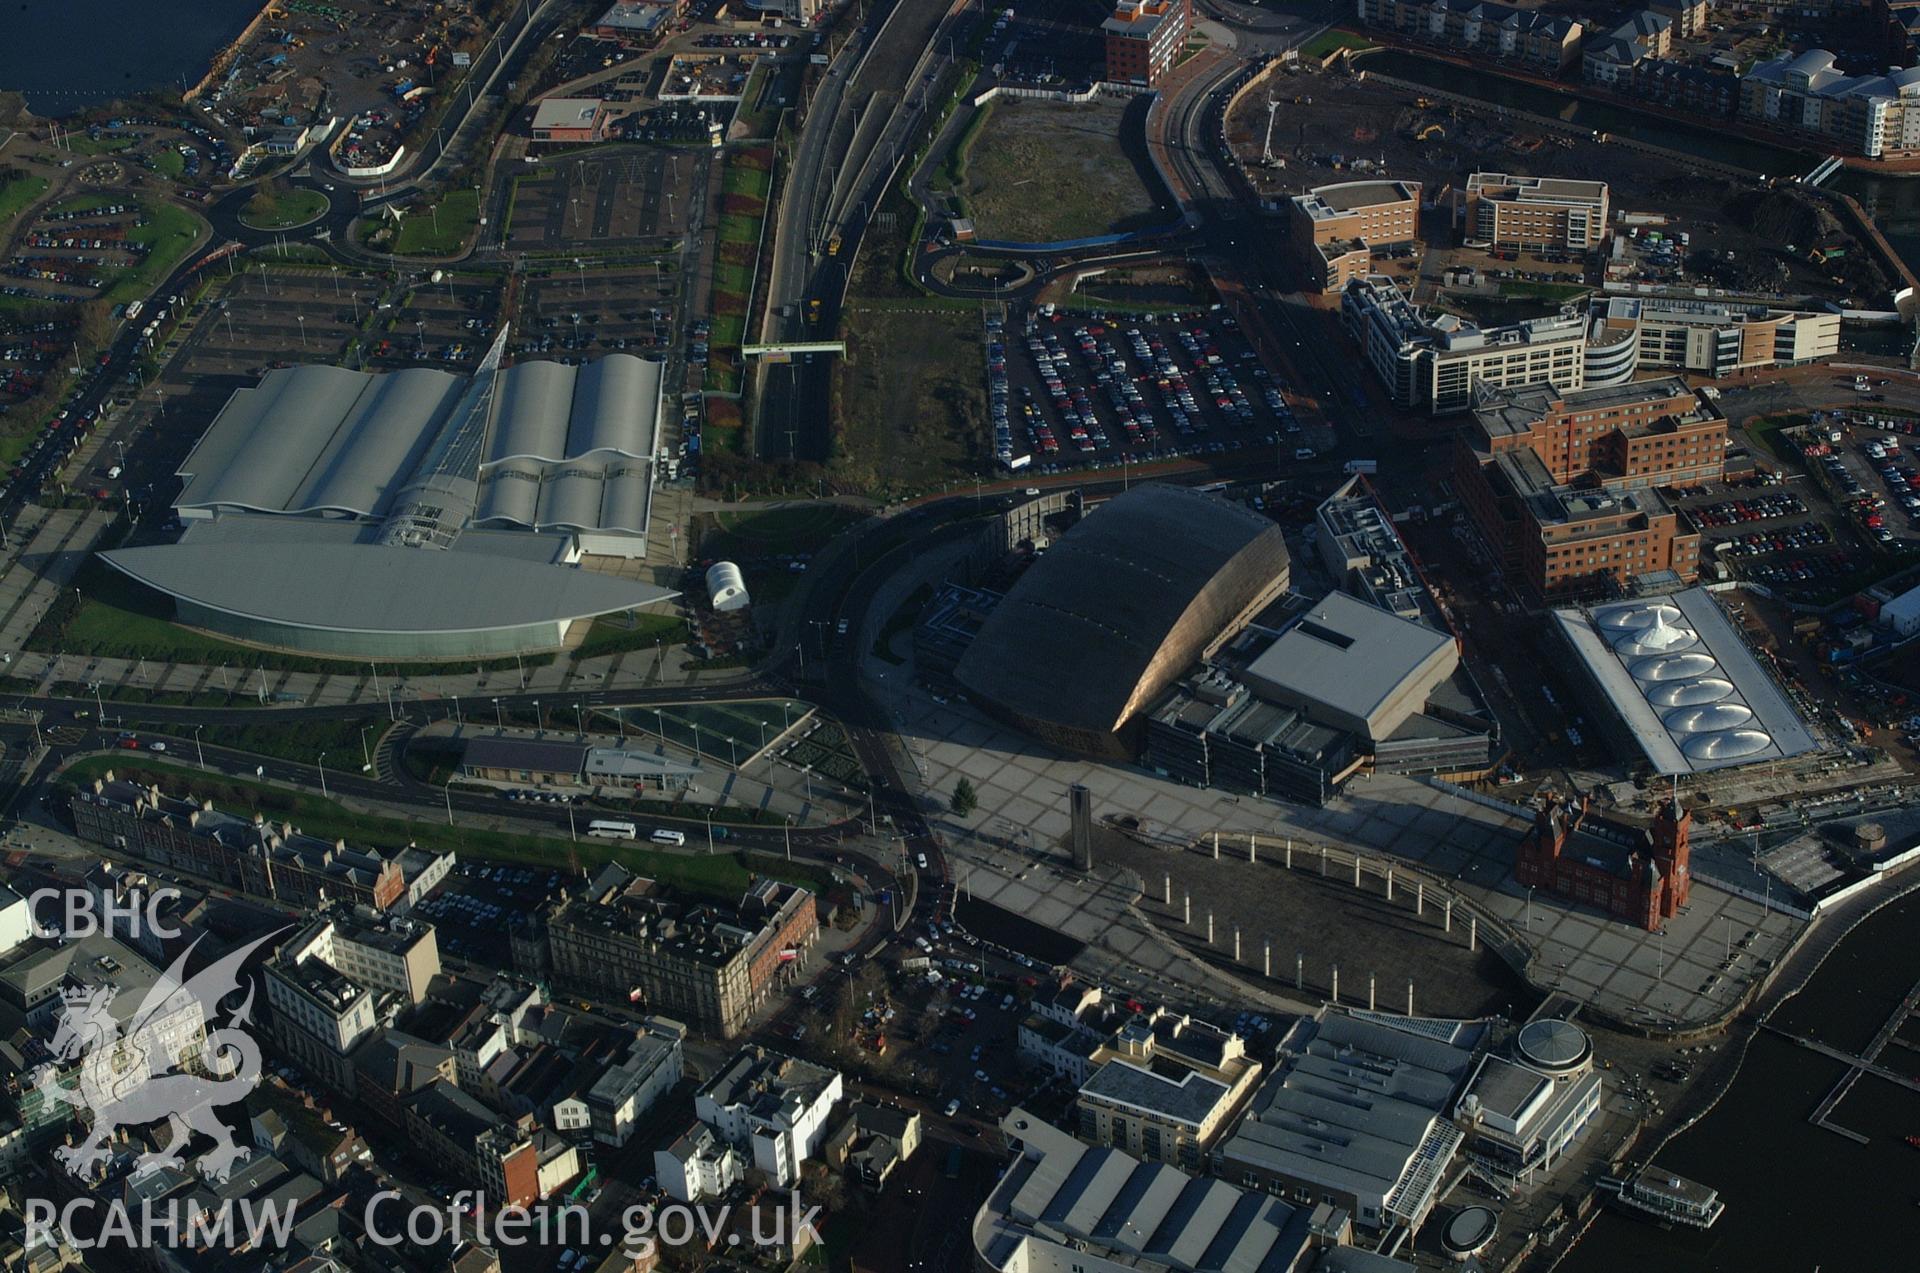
[956,485,1289,739]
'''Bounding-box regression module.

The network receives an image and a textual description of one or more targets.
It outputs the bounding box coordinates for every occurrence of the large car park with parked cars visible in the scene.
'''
[994,303,1309,476]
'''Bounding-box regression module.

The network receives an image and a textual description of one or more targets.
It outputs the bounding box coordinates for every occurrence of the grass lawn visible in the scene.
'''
[707,147,773,392]
[57,755,834,900]
[699,503,869,560]
[151,148,185,179]
[1299,29,1377,59]
[103,199,204,305]
[1499,280,1591,302]
[239,187,328,229]
[0,175,48,229]
[392,189,481,256]
[574,611,689,660]
[46,558,268,663]
[191,716,390,771]
[831,304,987,495]
[958,97,1166,244]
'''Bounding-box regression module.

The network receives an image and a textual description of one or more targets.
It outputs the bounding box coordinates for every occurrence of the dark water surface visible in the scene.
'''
[0,0,263,116]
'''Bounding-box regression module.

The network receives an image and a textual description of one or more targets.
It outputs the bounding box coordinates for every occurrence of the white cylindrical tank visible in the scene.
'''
[706,560,750,612]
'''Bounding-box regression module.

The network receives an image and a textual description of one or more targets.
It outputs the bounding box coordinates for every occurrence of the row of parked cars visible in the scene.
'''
[1715,521,1832,558]
[1691,493,1807,527]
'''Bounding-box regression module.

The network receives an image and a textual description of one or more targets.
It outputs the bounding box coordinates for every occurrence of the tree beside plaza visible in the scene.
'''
[950,777,978,818]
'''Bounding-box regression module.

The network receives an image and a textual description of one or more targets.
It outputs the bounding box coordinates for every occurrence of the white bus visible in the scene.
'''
[586,820,638,840]
[649,828,687,846]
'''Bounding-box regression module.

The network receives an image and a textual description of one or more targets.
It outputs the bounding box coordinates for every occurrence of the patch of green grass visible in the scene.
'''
[151,148,185,179]
[104,199,203,305]
[830,305,988,496]
[57,756,832,899]
[706,147,773,393]
[51,559,269,663]
[65,134,135,156]
[575,612,690,660]
[0,175,48,228]
[1298,29,1376,59]
[1499,280,1590,302]
[935,103,991,194]
[191,716,389,771]
[701,504,869,560]
[240,187,327,229]
[392,189,481,256]
[722,154,773,201]
[958,97,1162,245]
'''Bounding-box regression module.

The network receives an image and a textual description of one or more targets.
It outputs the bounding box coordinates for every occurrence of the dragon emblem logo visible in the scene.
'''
[30,929,284,1183]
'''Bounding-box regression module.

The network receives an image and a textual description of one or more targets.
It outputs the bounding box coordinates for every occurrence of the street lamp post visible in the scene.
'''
[361,724,373,772]
[492,698,503,730]
[317,753,329,800]
[193,725,205,771]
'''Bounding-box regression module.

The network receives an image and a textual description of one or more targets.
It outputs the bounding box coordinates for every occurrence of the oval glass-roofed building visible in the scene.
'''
[953,484,1291,758]
[99,333,680,659]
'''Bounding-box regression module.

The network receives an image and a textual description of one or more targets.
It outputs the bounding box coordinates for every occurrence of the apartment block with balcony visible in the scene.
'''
[1582,10,1672,86]
[1288,179,1422,293]
[1650,0,1710,38]
[1739,48,1920,157]
[1461,173,1609,249]
[1355,0,1585,73]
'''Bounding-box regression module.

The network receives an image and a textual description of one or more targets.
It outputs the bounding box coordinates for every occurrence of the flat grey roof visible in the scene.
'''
[1297,180,1418,218]
[1472,376,1702,440]
[1080,1058,1231,1129]
[532,98,604,130]
[462,734,589,773]
[1218,1013,1471,1216]
[102,520,674,636]
[1242,592,1455,731]
[1466,1056,1549,1123]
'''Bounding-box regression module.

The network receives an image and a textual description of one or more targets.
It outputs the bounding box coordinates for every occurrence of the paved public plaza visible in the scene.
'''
[870,651,1808,1033]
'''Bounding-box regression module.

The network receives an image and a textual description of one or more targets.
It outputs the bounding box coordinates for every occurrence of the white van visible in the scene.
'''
[649,828,686,846]
[916,853,929,870]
